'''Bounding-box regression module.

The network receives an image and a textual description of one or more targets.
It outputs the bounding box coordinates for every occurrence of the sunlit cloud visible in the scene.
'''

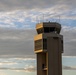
[0,72,6,75]
[0,5,76,29]
[62,25,76,32]
[0,57,36,73]
[0,66,36,73]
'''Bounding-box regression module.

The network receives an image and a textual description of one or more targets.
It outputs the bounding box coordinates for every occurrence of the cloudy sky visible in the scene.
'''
[0,0,76,57]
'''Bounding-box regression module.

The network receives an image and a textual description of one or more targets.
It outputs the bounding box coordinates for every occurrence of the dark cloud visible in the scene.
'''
[0,28,36,57]
[0,0,57,11]
[0,67,36,72]
[0,0,75,11]
[0,25,76,57]
[61,27,76,56]
[62,65,76,70]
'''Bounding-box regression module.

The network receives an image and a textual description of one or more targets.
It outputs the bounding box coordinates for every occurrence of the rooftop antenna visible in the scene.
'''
[36,12,61,24]
[43,14,44,22]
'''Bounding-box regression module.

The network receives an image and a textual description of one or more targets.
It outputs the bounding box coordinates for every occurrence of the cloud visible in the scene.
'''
[0,0,75,11]
[0,25,76,57]
[0,67,36,73]
[0,11,33,29]
[0,62,17,66]
[0,0,61,11]
[0,0,75,57]
[0,6,76,29]
[0,72,6,75]
[0,57,36,73]
[61,25,76,56]
[0,0,75,31]
[63,56,76,58]
[0,28,36,57]
[63,65,76,70]
[24,65,36,73]
[0,66,36,73]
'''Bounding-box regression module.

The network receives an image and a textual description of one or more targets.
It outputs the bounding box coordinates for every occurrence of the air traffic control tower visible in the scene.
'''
[34,22,63,75]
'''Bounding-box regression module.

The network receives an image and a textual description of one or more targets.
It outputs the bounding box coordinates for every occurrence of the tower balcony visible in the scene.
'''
[34,33,63,53]
[34,34,47,53]
[34,39,47,53]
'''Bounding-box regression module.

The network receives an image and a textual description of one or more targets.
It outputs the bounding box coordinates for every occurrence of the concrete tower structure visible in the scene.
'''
[34,22,63,75]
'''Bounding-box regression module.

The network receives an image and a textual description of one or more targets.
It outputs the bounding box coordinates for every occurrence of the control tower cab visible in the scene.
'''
[36,22,61,34]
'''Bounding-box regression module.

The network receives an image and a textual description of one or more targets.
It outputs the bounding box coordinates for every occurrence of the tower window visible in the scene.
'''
[35,39,47,50]
[50,27,55,32]
[35,39,43,50]
[37,28,43,34]
[43,39,47,49]
[44,27,56,33]
[61,40,63,53]
[44,27,50,33]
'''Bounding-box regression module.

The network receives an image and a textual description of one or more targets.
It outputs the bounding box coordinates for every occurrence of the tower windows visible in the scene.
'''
[35,39,43,50]
[43,39,47,49]
[44,27,56,33]
[35,39,47,51]
[44,27,49,33]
